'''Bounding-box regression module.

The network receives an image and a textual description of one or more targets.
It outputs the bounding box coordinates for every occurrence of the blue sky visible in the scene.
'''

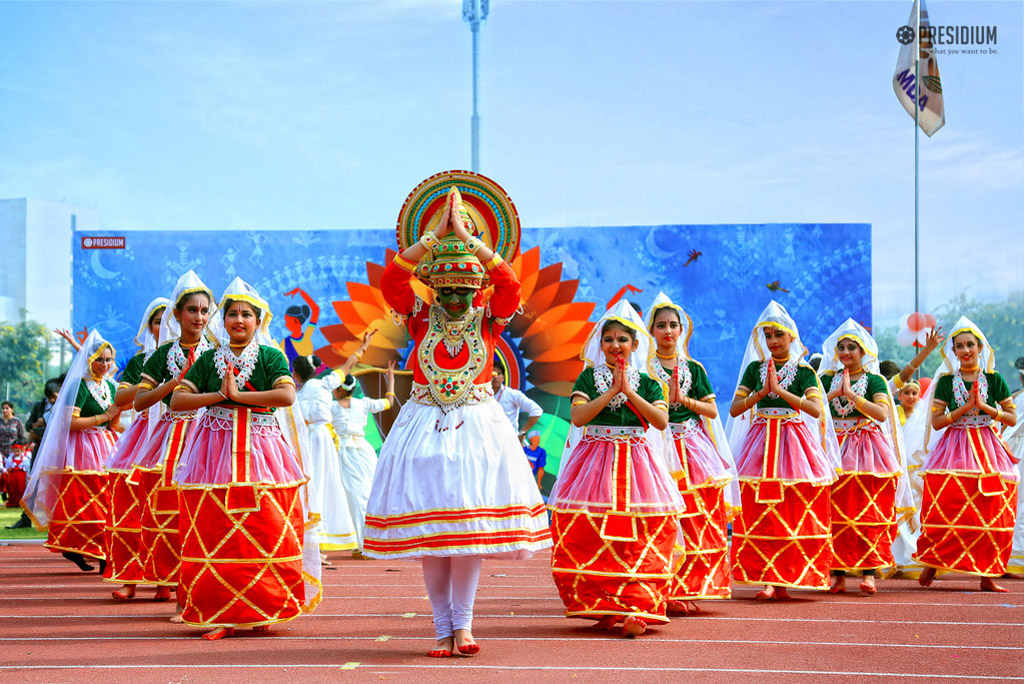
[1,0,1021,327]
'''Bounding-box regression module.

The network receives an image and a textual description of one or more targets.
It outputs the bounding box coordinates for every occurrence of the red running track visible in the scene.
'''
[1,541,1023,683]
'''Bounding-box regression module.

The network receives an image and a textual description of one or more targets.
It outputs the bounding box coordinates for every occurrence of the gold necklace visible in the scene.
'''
[656,351,676,360]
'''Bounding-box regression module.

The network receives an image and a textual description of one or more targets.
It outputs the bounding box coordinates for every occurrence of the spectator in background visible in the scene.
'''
[8,379,61,529]
[0,401,27,464]
[491,366,543,442]
[522,429,546,491]
[4,441,30,509]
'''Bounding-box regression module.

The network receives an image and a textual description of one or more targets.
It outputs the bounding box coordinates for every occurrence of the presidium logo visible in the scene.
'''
[81,236,126,249]
[896,24,998,52]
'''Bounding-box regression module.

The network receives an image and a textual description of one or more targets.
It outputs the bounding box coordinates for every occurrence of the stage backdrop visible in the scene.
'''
[73,224,871,477]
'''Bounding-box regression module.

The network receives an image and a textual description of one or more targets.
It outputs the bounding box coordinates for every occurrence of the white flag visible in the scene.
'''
[893,0,945,136]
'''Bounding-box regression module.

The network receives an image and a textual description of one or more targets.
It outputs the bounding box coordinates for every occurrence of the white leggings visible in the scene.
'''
[421,556,483,641]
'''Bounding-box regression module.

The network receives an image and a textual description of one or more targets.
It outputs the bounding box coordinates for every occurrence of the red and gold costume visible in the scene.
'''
[726,301,840,591]
[548,301,684,624]
[23,332,119,562]
[911,318,1019,577]
[644,293,737,602]
[173,279,316,630]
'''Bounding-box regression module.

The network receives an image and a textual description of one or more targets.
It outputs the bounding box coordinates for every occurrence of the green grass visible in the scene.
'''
[0,504,45,540]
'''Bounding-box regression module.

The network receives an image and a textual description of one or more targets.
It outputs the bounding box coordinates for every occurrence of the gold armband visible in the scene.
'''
[418,231,441,253]
[735,389,750,399]
[482,254,503,272]
[393,253,417,273]
[464,236,483,254]
[571,398,587,407]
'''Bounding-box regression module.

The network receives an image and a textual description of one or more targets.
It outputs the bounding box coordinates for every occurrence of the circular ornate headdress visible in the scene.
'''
[396,170,521,264]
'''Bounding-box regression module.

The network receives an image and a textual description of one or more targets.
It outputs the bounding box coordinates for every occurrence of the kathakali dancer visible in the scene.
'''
[23,330,122,573]
[365,178,551,658]
[726,301,840,600]
[907,317,1018,592]
[171,277,319,639]
[819,319,914,595]
[549,300,684,638]
[102,297,169,599]
[131,271,216,613]
[644,292,737,615]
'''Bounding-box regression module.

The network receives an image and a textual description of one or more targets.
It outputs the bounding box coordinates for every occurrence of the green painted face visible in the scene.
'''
[436,286,475,318]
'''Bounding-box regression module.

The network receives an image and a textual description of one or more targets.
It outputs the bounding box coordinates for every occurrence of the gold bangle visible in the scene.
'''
[995,409,1003,422]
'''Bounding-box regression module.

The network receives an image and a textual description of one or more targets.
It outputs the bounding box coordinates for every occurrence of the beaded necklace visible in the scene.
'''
[829,372,869,417]
[214,339,260,387]
[84,377,112,409]
[651,357,692,408]
[759,357,799,398]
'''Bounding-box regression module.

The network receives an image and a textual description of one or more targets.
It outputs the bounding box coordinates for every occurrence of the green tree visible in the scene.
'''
[876,290,1024,387]
[0,317,52,420]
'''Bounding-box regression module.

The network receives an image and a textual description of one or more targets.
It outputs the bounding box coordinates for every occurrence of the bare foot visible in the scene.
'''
[320,553,333,567]
[980,577,1010,593]
[169,612,184,624]
[918,567,937,587]
[428,636,454,658]
[666,599,689,616]
[829,575,846,594]
[153,586,172,602]
[111,585,136,601]
[595,615,618,630]
[622,615,647,638]
[252,625,270,632]
[859,576,877,595]
[201,626,235,641]
[454,628,480,655]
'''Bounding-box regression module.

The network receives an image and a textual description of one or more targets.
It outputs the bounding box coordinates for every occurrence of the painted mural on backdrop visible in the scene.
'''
[73,224,871,473]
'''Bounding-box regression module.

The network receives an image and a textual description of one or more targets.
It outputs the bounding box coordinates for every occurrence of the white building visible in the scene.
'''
[0,198,96,328]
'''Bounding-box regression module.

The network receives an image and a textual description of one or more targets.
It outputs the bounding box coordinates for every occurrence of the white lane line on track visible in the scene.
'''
[1,664,1020,679]
[2,613,1023,626]
[1,636,1022,650]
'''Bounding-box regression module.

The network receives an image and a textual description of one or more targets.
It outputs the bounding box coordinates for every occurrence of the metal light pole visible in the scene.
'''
[463,0,489,172]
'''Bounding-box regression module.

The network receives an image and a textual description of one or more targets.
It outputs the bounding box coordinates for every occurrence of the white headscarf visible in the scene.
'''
[134,297,170,355]
[821,318,914,521]
[725,300,841,473]
[214,277,275,346]
[22,330,116,530]
[159,270,216,346]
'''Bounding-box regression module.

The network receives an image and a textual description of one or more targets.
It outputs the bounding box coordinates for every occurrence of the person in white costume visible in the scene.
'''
[292,353,357,559]
[363,186,551,658]
[331,359,395,556]
[491,366,543,442]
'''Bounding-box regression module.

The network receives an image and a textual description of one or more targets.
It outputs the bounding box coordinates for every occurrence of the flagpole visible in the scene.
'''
[913,0,921,354]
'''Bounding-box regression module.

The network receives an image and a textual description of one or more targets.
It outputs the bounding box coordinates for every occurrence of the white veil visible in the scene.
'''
[22,330,116,530]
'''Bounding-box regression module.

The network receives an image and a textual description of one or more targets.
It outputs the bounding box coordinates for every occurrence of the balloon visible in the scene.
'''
[896,328,918,347]
[907,312,927,332]
[919,377,932,394]
[923,313,937,328]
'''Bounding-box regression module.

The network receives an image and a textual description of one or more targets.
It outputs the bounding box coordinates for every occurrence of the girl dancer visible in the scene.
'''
[549,300,684,637]
[727,301,840,600]
[364,187,550,657]
[645,292,737,615]
[171,277,317,639]
[819,319,912,594]
[132,271,216,610]
[103,297,168,599]
[23,331,121,572]
[910,317,1018,591]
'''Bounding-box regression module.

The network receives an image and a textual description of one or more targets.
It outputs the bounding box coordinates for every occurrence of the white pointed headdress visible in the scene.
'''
[159,270,216,345]
[133,297,170,351]
[579,299,652,371]
[820,318,880,375]
[643,291,693,360]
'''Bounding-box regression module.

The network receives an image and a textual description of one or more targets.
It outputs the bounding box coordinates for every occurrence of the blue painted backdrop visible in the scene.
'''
[73,223,870,404]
